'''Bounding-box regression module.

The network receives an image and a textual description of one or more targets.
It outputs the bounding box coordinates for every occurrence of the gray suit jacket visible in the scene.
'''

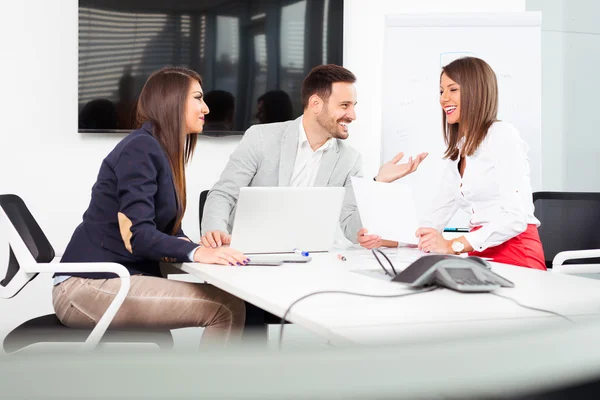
[202,116,363,243]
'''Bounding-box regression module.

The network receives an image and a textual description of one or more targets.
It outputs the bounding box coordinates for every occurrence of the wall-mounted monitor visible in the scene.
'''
[78,0,344,136]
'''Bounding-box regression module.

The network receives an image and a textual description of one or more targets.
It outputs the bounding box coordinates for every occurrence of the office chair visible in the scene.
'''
[0,194,173,353]
[197,189,289,341]
[198,189,209,233]
[533,192,600,273]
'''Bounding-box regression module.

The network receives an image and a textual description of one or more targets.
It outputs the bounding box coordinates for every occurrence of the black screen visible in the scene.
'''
[78,0,344,135]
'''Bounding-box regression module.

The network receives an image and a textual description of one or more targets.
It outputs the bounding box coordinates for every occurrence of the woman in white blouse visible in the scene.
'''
[358,57,545,270]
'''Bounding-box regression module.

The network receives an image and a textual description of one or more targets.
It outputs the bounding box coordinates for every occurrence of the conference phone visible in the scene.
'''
[392,255,514,292]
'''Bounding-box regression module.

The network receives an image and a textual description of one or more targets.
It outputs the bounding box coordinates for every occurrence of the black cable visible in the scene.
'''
[372,248,397,276]
[278,286,438,349]
[490,292,575,324]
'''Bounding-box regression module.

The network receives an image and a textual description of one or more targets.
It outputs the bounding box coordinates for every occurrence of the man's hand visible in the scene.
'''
[375,152,428,183]
[193,246,249,266]
[357,228,399,249]
[200,230,231,248]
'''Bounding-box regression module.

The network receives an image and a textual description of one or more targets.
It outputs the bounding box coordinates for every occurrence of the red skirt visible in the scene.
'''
[468,224,546,270]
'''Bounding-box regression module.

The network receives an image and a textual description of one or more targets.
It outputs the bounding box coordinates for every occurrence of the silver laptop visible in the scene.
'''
[229,187,345,254]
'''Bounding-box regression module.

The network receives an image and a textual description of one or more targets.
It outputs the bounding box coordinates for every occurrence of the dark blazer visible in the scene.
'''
[59,123,198,279]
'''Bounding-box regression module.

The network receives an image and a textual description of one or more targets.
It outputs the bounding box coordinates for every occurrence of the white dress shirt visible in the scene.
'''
[289,117,337,187]
[421,121,540,252]
[289,117,351,247]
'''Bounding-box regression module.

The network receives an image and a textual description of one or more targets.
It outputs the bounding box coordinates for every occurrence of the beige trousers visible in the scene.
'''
[52,275,245,346]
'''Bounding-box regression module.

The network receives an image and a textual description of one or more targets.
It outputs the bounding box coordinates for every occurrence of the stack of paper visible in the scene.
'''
[351,177,419,245]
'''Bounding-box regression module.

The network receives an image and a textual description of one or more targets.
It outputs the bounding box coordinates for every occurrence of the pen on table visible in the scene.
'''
[337,254,347,262]
[294,248,310,257]
[443,228,469,233]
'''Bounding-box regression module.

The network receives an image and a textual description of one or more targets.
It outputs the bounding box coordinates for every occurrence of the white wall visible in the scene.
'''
[527,0,600,191]
[343,0,527,176]
[526,0,566,191]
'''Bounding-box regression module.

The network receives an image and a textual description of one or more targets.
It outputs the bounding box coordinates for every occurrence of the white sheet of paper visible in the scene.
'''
[351,177,419,245]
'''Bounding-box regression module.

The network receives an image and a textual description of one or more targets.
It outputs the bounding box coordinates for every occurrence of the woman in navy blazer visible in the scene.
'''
[53,67,248,346]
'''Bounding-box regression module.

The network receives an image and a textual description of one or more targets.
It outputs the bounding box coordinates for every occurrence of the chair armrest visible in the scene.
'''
[1,208,129,350]
[552,250,600,274]
[28,262,131,351]
[28,261,128,277]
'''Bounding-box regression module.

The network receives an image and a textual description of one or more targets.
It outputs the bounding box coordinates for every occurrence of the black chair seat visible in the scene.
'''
[3,314,173,353]
[534,192,600,269]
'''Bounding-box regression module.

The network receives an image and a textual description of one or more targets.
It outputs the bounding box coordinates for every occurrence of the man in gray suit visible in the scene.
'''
[201,64,427,248]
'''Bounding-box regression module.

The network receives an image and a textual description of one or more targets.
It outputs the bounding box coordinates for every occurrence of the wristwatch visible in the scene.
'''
[451,240,465,255]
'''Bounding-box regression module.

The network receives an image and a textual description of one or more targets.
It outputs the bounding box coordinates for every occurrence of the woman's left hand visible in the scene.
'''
[416,228,451,254]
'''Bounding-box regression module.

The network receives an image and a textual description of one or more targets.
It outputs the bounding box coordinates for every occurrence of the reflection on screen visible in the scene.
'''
[78,0,344,133]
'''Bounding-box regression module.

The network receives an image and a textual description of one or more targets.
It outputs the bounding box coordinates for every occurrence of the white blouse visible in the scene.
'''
[422,121,540,252]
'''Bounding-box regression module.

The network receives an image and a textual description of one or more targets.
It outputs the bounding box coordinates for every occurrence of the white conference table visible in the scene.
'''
[174,247,600,346]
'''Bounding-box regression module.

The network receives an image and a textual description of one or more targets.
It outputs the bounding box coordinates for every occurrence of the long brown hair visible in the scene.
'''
[441,57,498,160]
[136,66,202,233]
